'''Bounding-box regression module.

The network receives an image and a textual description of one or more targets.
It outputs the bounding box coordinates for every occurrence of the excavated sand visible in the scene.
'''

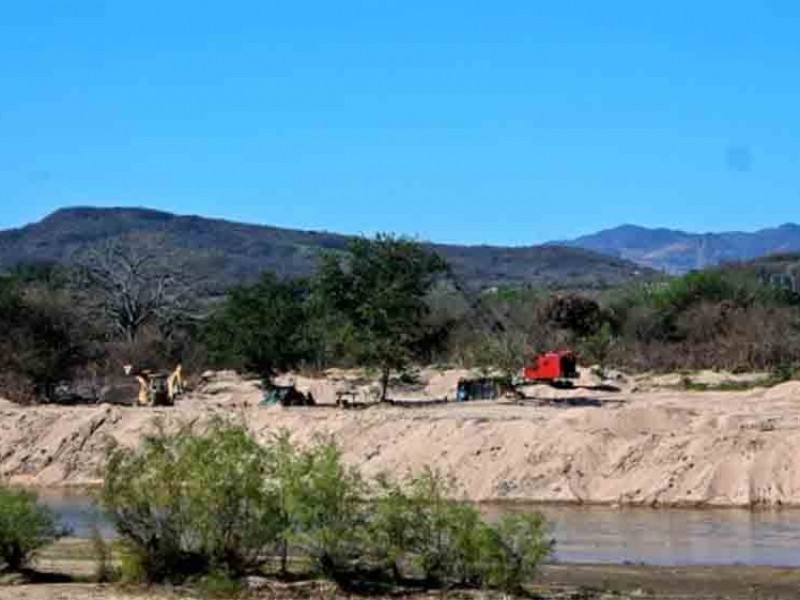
[3,369,800,507]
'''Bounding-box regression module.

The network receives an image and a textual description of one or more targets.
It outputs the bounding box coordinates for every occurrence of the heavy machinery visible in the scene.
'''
[521,350,579,384]
[261,385,316,407]
[125,364,185,407]
[447,268,579,399]
[456,377,510,401]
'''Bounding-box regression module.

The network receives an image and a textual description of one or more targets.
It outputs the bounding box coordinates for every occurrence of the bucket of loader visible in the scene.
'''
[147,373,173,406]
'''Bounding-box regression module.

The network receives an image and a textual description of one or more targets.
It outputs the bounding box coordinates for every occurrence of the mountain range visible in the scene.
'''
[0,207,648,291]
[558,223,800,273]
[2,207,799,289]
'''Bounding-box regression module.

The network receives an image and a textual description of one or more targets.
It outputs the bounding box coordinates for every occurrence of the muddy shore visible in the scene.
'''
[5,540,800,600]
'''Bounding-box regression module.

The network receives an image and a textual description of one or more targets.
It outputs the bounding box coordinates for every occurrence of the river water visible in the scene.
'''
[40,492,800,567]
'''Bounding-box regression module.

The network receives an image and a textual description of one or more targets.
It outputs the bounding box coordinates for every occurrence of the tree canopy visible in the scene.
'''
[313,235,447,400]
[204,273,313,383]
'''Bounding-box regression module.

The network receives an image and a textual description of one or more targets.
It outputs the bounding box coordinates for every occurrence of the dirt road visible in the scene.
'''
[3,369,800,507]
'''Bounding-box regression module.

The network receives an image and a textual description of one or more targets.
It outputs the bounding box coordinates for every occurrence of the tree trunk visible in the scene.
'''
[380,366,390,402]
[280,538,288,577]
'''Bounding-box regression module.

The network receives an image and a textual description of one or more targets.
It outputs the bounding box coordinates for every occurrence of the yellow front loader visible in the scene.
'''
[126,364,184,407]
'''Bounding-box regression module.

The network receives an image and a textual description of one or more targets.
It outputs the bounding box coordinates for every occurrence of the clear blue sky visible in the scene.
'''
[2,2,799,245]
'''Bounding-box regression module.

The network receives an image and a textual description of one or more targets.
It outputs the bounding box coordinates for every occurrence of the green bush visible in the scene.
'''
[101,422,282,582]
[580,322,615,367]
[0,485,63,571]
[370,469,552,591]
[102,424,373,583]
[402,469,482,585]
[478,513,552,593]
[368,474,420,580]
[101,424,552,594]
[261,430,371,579]
[290,436,368,577]
[262,430,308,577]
[194,569,245,598]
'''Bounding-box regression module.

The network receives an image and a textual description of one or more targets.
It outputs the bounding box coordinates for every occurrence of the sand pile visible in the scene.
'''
[634,370,770,390]
[761,380,800,401]
[3,370,800,507]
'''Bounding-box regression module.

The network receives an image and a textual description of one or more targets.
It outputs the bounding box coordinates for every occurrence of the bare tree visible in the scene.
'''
[79,234,199,343]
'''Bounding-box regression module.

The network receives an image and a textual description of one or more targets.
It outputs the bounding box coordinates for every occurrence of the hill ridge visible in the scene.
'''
[0,206,649,290]
[558,222,800,273]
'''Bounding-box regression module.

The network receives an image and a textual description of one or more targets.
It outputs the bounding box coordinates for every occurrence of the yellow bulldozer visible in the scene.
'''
[125,364,185,407]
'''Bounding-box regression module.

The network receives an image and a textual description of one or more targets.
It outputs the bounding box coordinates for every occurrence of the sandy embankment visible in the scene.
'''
[2,369,800,507]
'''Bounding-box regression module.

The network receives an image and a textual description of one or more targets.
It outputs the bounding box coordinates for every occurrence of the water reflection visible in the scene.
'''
[39,492,800,566]
[39,490,113,538]
[487,504,800,566]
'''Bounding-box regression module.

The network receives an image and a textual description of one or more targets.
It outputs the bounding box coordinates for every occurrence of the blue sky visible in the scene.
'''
[1,1,799,245]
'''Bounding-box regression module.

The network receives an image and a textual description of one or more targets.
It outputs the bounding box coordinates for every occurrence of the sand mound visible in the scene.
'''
[633,370,771,391]
[5,370,800,507]
[761,380,800,401]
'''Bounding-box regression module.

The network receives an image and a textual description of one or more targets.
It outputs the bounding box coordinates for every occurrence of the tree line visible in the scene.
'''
[2,235,800,403]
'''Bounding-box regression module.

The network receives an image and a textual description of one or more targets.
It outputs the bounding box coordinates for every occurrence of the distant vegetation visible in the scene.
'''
[0,266,96,402]
[1,228,800,403]
[603,268,800,372]
[464,267,800,374]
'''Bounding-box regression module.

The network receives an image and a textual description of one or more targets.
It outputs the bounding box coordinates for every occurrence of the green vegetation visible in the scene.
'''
[99,422,552,594]
[2,235,800,405]
[203,234,448,396]
[0,273,93,402]
[101,422,282,582]
[0,485,64,571]
[0,206,647,292]
[370,469,551,591]
[313,235,448,400]
[204,273,314,384]
[443,267,800,375]
[604,269,800,372]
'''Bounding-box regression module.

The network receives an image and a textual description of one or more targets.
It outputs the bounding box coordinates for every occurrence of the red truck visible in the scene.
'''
[522,350,579,384]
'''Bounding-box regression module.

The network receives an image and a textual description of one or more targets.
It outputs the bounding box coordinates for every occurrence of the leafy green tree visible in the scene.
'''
[0,485,64,571]
[204,273,313,385]
[545,293,605,338]
[649,270,737,312]
[314,235,448,401]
